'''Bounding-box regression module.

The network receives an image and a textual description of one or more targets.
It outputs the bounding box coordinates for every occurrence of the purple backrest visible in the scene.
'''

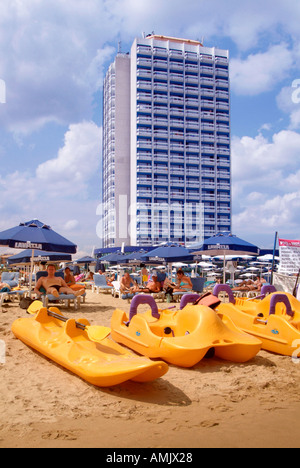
[269,294,293,317]
[129,294,160,321]
[212,284,235,304]
[180,294,201,310]
[260,285,277,299]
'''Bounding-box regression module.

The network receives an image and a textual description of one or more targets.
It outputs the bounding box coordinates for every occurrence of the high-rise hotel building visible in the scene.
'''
[102,35,231,248]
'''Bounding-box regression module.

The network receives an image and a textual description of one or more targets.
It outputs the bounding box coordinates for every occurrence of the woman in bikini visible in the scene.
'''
[173,270,193,293]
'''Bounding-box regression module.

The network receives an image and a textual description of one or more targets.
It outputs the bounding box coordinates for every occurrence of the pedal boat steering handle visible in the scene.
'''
[129,295,160,322]
[269,294,294,317]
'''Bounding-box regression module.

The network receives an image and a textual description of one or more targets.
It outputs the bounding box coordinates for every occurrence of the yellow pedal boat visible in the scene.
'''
[11,307,168,387]
[110,295,262,367]
[213,284,300,356]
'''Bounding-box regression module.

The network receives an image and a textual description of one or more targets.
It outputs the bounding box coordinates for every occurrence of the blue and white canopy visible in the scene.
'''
[0,219,77,254]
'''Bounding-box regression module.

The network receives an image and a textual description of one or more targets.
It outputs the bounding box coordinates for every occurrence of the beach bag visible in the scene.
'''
[193,292,221,310]
[20,297,34,310]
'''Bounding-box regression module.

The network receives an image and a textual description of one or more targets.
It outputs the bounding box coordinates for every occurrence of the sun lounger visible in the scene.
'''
[35,271,83,310]
[0,288,28,309]
[1,272,20,288]
[92,274,113,294]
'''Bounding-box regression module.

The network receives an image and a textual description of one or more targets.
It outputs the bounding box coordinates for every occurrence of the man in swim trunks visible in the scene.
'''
[120,271,135,294]
[132,271,162,294]
[34,264,85,298]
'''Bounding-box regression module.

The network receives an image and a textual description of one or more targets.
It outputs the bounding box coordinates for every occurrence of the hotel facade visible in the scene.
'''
[102,35,231,248]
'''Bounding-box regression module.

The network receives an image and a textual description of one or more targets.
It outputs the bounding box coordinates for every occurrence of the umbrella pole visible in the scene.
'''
[28,249,34,298]
[223,254,226,284]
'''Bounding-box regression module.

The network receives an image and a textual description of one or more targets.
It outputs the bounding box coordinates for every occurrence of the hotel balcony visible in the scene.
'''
[217,158,230,167]
[201,146,215,154]
[215,79,229,88]
[185,75,199,84]
[202,194,216,202]
[186,156,200,164]
[185,86,199,95]
[137,80,152,90]
[185,64,199,73]
[185,121,199,129]
[217,194,231,202]
[136,115,152,125]
[153,47,168,56]
[201,100,215,109]
[137,165,152,173]
[215,68,229,77]
[200,77,214,86]
[216,112,229,121]
[137,152,153,161]
[216,102,229,111]
[137,140,152,149]
[137,177,152,186]
[215,56,228,64]
[217,183,231,190]
[217,147,230,155]
[169,62,184,71]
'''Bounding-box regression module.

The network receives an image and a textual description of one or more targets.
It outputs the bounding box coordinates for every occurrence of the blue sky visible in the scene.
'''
[0,0,300,257]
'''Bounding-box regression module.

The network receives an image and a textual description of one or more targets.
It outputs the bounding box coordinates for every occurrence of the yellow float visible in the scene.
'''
[11,307,168,387]
[110,295,261,367]
[213,284,300,356]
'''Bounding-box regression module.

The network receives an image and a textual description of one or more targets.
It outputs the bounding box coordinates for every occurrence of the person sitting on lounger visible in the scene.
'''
[133,271,162,294]
[173,269,193,293]
[120,271,135,294]
[34,264,85,298]
[64,267,86,291]
[64,267,76,285]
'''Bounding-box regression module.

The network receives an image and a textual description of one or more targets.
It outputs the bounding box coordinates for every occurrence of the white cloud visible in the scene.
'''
[36,121,101,193]
[63,220,80,231]
[2,0,300,253]
[233,191,300,236]
[232,129,300,239]
[0,0,299,135]
[0,121,102,252]
[232,130,300,181]
[276,84,300,130]
[0,0,117,134]
[230,44,294,95]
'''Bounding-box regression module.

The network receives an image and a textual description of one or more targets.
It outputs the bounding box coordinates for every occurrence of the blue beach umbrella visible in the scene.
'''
[100,251,127,265]
[142,244,194,264]
[75,256,96,264]
[121,250,148,265]
[0,219,77,254]
[0,219,77,295]
[192,232,260,282]
[7,249,72,265]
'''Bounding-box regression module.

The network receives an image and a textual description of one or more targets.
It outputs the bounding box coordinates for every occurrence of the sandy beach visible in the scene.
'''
[1,289,300,449]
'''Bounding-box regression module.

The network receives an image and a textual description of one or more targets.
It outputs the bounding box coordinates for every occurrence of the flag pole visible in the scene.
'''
[270,231,278,285]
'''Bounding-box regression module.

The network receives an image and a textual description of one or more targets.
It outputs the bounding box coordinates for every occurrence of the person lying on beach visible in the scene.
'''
[132,272,161,294]
[34,264,85,298]
[232,277,262,292]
